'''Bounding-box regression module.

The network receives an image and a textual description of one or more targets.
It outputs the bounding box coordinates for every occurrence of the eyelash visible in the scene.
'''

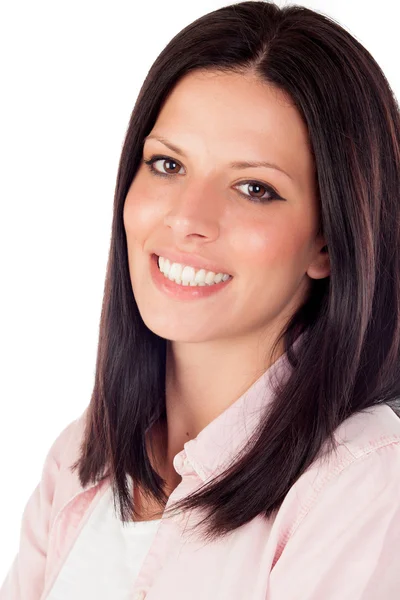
[142,154,283,203]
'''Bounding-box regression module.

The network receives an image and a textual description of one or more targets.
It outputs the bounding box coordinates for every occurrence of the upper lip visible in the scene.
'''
[152,248,233,275]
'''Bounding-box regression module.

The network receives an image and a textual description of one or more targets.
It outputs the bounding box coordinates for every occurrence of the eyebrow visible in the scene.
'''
[144,134,293,181]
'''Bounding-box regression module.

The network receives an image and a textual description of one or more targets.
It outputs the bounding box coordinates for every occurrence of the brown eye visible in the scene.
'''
[143,155,183,176]
[235,181,280,203]
[239,182,268,199]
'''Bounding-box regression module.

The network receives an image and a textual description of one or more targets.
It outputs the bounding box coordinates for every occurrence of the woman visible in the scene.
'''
[2,1,400,599]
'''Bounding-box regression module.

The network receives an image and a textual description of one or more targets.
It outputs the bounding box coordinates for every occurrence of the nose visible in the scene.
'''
[163,179,221,243]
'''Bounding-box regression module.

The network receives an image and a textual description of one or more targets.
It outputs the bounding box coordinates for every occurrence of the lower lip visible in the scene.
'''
[150,254,233,301]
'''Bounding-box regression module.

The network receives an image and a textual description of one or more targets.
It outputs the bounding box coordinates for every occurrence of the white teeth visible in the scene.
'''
[156,256,231,287]
[194,269,207,284]
[181,265,196,284]
[168,263,182,282]
[204,271,216,285]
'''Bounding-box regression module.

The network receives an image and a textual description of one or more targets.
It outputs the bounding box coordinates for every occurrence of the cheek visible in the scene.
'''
[231,217,311,272]
[123,179,161,241]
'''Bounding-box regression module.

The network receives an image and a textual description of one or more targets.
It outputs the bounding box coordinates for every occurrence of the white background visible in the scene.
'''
[1,0,398,583]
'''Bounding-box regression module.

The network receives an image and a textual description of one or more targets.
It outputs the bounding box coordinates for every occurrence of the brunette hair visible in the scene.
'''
[71,1,400,543]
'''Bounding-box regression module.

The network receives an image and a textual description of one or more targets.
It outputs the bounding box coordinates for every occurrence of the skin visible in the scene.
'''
[123,69,330,508]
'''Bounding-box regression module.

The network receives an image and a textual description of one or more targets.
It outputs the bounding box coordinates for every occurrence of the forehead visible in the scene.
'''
[148,70,315,189]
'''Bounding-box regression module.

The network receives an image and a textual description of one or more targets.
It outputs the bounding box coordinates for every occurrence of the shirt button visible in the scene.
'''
[173,451,186,472]
[133,591,147,600]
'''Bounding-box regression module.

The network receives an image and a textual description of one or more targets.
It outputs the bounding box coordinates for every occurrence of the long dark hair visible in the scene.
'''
[71,1,400,543]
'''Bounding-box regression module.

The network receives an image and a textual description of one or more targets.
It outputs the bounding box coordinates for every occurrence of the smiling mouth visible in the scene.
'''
[154,254,233,286]
[152,249,233,276]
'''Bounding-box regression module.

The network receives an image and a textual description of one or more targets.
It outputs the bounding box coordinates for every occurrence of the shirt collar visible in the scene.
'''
[175,332,306,482]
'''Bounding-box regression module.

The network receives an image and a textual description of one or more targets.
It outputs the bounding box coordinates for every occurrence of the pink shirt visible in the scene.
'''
[2,337,400,599]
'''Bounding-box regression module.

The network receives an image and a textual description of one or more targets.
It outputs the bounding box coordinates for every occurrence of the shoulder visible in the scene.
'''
[275,404,400,545]
[269,407,400,591]
[46,406,89,476]
[307,403,400,502]
[333,402,400,457]
[47,407,95,520]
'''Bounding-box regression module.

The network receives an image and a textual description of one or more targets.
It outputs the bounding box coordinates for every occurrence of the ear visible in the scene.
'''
[306,237,330,280]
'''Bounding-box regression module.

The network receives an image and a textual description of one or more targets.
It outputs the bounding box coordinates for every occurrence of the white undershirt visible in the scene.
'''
[46,478,162,599]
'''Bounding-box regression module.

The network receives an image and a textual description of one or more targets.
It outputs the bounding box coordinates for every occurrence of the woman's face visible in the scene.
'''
[123,69,329,345]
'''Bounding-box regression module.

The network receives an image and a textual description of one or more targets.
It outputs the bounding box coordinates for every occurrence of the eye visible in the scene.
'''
[234,181,281,203]
[143,155,183,176]
[142,154,284,204]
